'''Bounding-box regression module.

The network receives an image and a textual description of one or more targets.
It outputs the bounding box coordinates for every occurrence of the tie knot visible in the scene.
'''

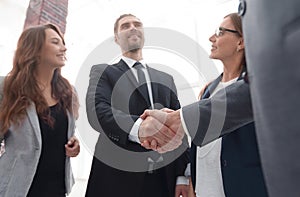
[133,62,143,70]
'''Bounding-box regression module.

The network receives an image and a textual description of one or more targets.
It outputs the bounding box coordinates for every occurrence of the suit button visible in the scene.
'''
[222,159,227,167]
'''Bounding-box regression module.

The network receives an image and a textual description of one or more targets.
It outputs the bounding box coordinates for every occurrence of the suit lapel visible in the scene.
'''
[204,71,245,99]
[26,102,42,147]
[117,59,138,88]
[201,74,223,99]
[147,66,158,106]
[118,60,151,106]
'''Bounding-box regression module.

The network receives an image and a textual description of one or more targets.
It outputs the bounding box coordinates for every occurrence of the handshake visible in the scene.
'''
[138,108,185,153]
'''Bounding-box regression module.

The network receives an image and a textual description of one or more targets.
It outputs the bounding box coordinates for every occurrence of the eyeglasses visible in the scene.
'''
[215,27,240,37]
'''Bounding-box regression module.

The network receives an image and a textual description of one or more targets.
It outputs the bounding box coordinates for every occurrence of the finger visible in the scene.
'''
[150,139,157,150]
[65,144,75,152]
[73,138,79,146]
[152,132,179,148]
[158,137,182,153]
[140,109,152,119]
[152,118,176,138]
[65,145,73,157]
[152,123,182,148]
[140,116,175,146]
[152,131,175,147]
[66,144,80,157]
[68,138,74,146]
[183,190,188,197]
[66,141,80,151]
[174,126,185,142]
[158,139,177,153]
[140,115,179,148]
[68,136,77,146]
[161,108,174,113]
[169,123,185,143]
[162,124,185,148]
[146,110,168,124]
[141,140,151,149]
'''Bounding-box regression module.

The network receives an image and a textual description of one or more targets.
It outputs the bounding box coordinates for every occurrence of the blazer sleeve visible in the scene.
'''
[168,76,190,177]
[182,80,253,146]
[86,64,108,132]
[86,64,140,145]
[0,76,4,142]
[0,76,4,102]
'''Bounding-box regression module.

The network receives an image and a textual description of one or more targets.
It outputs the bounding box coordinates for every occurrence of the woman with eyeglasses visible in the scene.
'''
[189,13,268,197]
[0,24,80,197]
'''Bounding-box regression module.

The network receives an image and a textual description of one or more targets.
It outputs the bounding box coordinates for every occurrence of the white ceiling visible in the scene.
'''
[0,0,238,105]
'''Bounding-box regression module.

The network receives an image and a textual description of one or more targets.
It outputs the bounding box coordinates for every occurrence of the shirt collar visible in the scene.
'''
[121,56,146,69]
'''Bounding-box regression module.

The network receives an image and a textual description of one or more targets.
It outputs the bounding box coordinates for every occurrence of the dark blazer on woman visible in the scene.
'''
[190,74,268,197]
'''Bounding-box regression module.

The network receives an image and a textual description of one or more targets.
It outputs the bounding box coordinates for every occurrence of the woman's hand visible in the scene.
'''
[65,136,80,157]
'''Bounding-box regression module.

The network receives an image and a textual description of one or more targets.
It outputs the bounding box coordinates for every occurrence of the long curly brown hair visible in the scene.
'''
[0,24,79,133]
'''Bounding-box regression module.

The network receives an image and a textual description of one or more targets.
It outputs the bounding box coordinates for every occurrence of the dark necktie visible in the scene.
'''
[133,62,150,106]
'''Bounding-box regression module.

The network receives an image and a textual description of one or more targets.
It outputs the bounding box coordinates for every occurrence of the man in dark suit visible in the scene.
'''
[240,0,300,196]
[85,14,190,197]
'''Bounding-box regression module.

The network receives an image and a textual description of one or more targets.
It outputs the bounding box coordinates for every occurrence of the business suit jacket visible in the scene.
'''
[190,74,267,197]
[0,77,75,196]
[85,60,189,197]
[241,0,300,196]
[182,79,253,146]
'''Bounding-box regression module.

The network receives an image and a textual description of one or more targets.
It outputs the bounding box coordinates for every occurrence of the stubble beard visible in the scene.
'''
[126,41,143,53]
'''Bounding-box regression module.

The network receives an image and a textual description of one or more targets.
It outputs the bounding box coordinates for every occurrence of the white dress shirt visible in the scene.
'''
[181,77,238,196]
[121,56,189,185]
[121,56,153,143]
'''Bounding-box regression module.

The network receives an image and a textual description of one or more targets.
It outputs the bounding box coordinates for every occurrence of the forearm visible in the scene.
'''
[182,81,253,146]
[96,103,139,145]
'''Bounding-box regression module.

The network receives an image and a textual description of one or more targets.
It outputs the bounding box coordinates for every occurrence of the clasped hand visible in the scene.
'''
[138,108,185,153]
[65,136,80,157]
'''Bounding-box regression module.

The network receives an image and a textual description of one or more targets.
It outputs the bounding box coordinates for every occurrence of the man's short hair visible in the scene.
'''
[114,14,137,34]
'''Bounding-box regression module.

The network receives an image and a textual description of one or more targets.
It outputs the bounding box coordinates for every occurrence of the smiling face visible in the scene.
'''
[39,28,67,69]
[209,16,244,62]
[114,15,145,53]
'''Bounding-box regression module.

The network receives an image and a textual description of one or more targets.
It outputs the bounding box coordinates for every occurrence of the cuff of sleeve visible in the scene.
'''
[176,176,189,185]
[0,138,5,157]
[184,163,191,177]
[180,109,189,135]
[128,118,143,144]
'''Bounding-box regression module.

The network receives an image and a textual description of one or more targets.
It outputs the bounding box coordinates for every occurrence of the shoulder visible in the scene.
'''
[0,76,4,87]
[0,76,5,101]
[148,66,171,75]
[90,64,109,75]
[148,66,174,81]
[90,61,124,75]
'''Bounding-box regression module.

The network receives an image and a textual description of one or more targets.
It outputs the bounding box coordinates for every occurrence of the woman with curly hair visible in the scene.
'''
[0,23,80,197]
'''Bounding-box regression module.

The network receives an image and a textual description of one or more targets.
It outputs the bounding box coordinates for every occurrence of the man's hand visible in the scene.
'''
[175,184,189,197]
[65,136,80,157]
[139,115,177,150]
[139,109,185,153]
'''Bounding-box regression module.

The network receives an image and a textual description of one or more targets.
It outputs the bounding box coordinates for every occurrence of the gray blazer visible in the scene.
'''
[182,80,253,146]
[0,76,75,196]
[241,0,300,196]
